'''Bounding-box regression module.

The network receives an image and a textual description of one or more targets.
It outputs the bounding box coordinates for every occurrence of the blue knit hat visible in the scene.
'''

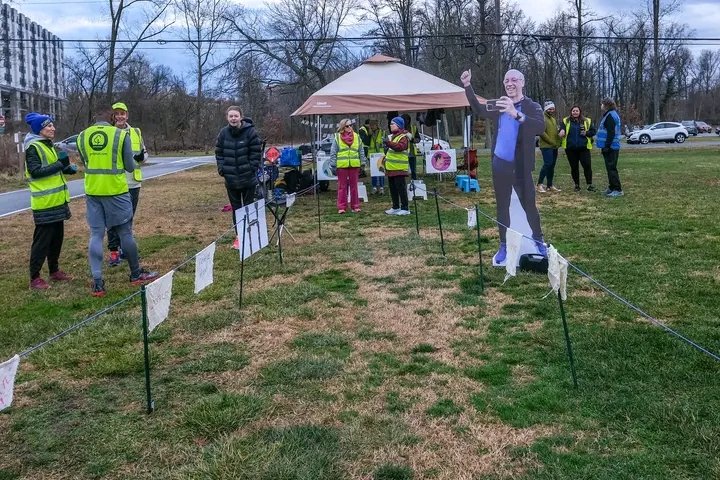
[25,112,53,134]
[391,116,405,129]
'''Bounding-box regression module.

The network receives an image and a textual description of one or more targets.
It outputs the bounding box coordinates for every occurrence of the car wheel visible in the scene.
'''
[675,133,686,143]
[639,134,650,144]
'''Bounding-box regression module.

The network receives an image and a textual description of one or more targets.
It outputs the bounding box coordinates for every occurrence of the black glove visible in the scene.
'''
[57,150,70,167]
[601,147,610,154]
[133,150,145,162]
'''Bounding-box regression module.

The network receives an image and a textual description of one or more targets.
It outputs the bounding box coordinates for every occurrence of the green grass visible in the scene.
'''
[1,149,720,478]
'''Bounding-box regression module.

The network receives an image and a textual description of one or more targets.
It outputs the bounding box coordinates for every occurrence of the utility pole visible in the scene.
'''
[652,0,660,122]
[495,0,502,98]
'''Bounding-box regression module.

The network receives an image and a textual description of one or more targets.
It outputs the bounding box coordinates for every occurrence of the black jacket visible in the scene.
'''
[25,139,73,225]
[215,119,262,190]
[464,86,545,174]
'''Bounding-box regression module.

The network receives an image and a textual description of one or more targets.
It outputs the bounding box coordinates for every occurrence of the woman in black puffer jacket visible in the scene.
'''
[215,106,263,248]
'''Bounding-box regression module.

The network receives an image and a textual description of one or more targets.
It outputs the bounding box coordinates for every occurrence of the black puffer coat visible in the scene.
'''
[215,118,262,190]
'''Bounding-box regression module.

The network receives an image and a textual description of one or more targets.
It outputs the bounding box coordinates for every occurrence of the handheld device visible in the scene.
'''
[486,99,501,111]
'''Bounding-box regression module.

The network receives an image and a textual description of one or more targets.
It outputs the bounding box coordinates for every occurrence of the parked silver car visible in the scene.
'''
[626,122,688,144]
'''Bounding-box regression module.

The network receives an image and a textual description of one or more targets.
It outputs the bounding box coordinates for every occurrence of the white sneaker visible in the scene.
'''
[385,208,400,215]
[379,188,385,194]
[536,184,547,193]
[396,209,411,216]
[372,187,378,194]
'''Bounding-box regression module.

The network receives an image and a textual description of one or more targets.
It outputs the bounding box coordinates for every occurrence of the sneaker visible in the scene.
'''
[396,209,411,216]
[535,240,548,257]
[29,277,50,290]
[607,190,624,197]
[108,250,121,267]
[536,184,547,193]
[130,268,160,286]
[587,184,597,192]
[221,203,233,212]
[493,242,507,265]
[50,270,72,281]
[574,185,581,192]
[372,187,378,194]
[91,278,106,297]
[338,209,346,214]
[379,187,385,194]
[385,208,400,215]
[351,208,361,213]
[603,188,612,195]
[232,237,240,250]
[548,186,562,192]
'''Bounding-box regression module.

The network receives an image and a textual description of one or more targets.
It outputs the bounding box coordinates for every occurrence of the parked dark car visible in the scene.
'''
[681,121,698,136]
[696,121,712,134]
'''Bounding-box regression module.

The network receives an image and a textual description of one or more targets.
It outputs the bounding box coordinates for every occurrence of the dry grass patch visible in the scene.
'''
[482,289,516,318]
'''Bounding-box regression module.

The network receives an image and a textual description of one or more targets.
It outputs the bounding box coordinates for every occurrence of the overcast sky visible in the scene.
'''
[6,0,720,81]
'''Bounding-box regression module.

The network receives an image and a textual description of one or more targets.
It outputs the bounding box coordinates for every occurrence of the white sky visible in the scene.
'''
[5,0,720,79]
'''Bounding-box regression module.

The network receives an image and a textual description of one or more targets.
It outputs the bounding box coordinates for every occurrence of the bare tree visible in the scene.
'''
[225,0,356,92]
[363,0,424,67]
[104,0,174,102]
[64,45,108,127]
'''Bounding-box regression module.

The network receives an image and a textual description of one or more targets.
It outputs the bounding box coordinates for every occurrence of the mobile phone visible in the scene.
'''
[486,99,501,111]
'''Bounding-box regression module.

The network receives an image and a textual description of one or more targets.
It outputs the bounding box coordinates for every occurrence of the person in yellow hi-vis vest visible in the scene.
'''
[383,116,411,215]
[359,119,385,194]
[329,119,366,214]
[24,112,78,290]
[77,108,158,297]
[401,114,421,180]
[107,101,147,266]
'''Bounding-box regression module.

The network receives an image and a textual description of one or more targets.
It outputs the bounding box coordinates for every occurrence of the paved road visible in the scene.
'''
[0,155,214,218]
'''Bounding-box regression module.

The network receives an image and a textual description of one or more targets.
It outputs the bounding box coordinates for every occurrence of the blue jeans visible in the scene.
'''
[538,148,558,187]
[371,176,385,188]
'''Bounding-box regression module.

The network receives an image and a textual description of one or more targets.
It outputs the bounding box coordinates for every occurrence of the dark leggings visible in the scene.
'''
[227,186,256,227]
[566,148,592,186]
[108,187,140,252]
[388,175,408,210]
[29,221,64,279]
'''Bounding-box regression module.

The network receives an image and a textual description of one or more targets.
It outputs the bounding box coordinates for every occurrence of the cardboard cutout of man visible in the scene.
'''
[460,68,547,265]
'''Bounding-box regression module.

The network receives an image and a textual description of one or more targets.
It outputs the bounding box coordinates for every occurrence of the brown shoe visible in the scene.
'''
[50,270,73,281]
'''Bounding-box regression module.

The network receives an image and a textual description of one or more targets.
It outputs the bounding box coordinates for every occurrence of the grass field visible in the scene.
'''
[0,147,719,479]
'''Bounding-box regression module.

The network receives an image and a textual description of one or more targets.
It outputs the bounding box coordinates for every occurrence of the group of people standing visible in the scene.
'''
[536,99,624,197]
[25,103,158,295]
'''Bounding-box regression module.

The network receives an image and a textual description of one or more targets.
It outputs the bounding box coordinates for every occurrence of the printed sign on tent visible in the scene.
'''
[194,242,216,294]
[425,149,457,174]
[370,153,386,178]
[316,153,337,181]
[147,270,174,332]
[0,355,20,412]
[235,199,269,260]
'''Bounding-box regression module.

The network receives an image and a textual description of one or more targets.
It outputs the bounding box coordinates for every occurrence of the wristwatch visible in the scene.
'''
[515,112,524,121]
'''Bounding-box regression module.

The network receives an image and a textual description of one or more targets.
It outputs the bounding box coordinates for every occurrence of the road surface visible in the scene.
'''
[0,155,214,218]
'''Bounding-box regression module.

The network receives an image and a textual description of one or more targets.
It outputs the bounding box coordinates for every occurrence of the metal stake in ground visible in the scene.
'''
[239,216,247,310]
[140,285,155,414]
[411,182,420,234]
[557,290,578,388]
[433,188,445,256]
[475,204,484,294]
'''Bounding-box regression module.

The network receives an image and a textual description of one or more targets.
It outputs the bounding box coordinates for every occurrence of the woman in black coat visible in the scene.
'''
[215,106,263,249]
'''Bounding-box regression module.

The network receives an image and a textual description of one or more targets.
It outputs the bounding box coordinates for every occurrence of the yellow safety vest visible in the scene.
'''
[128,127,143,182]
[78,125,129,196]
[25,141,69,211]
[368,129,385,155]
[561,117,593,149]
[384,133,409,172]
[335,132,361,168]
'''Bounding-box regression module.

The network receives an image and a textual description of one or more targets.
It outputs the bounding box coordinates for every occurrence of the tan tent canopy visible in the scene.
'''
[291,54,472,116]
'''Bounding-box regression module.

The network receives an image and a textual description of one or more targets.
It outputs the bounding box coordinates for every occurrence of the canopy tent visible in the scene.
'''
[291,54,473,116]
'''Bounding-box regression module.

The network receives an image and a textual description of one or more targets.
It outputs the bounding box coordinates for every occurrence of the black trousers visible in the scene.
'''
[602,149,622,191]
[388,175,408,210]
[492,156,543,243]
[29,221,64,279]
[227,186,257,228]
[566,148,593,186]
[408,156,417,180]
[108,187,140,252]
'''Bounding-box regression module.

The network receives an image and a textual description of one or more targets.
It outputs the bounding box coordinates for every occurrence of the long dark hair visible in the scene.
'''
[567,105,585,124]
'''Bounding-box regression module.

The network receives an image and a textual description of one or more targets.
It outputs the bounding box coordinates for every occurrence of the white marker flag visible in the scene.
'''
[467,208,477,228]
[0,355,20,412]
[547,245,569,300]
[194,242,216,294]
[146,270,174,332]
[504,229,523,279]
[286,193,296,208]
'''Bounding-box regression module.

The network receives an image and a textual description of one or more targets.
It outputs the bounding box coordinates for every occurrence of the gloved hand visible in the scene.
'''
[133,149,146,162]
[57,150,70,167]
[601,147,610,154]
[65,163,78,174]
